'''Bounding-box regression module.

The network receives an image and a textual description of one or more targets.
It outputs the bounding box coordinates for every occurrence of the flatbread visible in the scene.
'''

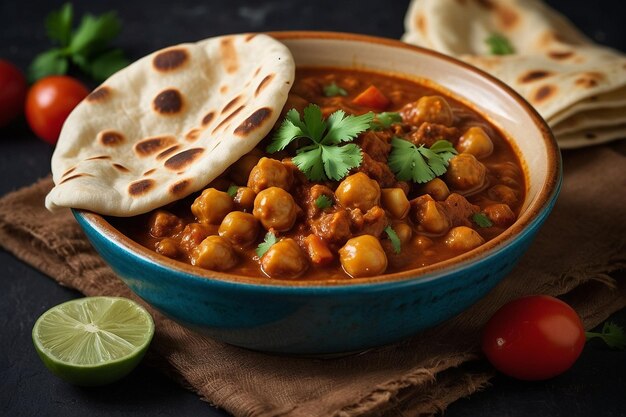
[45,34,295,216]
[402,0,626,148]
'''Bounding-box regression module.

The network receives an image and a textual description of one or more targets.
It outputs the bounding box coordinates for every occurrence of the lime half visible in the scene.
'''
[32,296,155,386]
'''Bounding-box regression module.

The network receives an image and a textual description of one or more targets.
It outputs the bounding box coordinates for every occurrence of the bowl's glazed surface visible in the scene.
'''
[74,32,561,354]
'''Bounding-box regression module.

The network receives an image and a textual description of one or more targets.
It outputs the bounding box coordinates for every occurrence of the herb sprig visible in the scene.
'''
[267,105,374,181]
[472,213,493,228]
[371,112,402,130]
[255,232,277,258]
[314,194,333,209]
[323,82,347,97]
[29,3,129,82]
[485,33,515,56]
[388,138,457,184]
[384,226,401,254]
[586,321,626,350]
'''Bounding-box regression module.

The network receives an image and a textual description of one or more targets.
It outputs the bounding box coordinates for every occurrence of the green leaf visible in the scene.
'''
[323,111,374,145]
[46,3,73,47]
[256,232,277,258]
[371,112,402,130]
[472,213,493,228]
[69,11,122,57]
[267,117,305,153]
[227,185,239,197]
[89,48,128,81]
[388,138,457,184]
[28,49,68,82]
[303,104,326,142]
[321,144,362,181]
[323,82,347,97]
[485,33,515,55]
[586,322,626,350]
[293,146,327,181]
[384,226,401,254]
[314,194,333,209]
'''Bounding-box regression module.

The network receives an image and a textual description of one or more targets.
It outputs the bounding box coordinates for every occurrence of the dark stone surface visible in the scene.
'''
[0,1,624,416]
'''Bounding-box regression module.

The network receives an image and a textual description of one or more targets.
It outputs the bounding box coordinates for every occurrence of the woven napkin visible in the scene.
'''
[0,141,625,416]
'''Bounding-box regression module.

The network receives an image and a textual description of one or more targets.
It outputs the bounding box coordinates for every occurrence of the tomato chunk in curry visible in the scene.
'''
[112,67,526,281]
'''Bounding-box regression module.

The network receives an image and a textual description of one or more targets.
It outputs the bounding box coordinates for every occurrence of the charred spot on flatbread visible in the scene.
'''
[153,48,189,72]
[185,128,201,141]
[495,4,518,29]
[255,74,275,97]
[87,87,111,103]
[135,136,178,157]
[86,155,111,161]
[99,130,125,146]
[548,51,574,60]
[128,179,155,196]
[170,179,192,196]
[222,95,243,114]
[475,0,494,9]
[532,84,558,104]
[234,107,273,136]
[201,111,215,126]
[153,89,184,114]
[156,145,181,160]
[164,148,205,170]
[60,173,93,184]
[213,105,245,134]
[220,37,239,74]
[143,169,156,176]
[518,70,553,84]
[575,72,605,88]
[113,163,130,173]
[245,33,257,42]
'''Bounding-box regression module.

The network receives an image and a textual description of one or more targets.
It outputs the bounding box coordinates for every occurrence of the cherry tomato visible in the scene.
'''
[0,60,28,127]
[25,75,89,144]
[481,295,585,381]
[352,85,390,111]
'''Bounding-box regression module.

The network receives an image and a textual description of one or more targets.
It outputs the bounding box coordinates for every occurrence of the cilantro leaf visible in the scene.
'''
[69,12,122,56]
[267,105,371,181]
[28,49,68,82]
[472,213,493,228]
[256,232,277,258]
[227,185,239,197]
[586,322,626,350]
[388,138,458,184]
[371,112,402,130]
[384,226,401,254]
[485,33,515,55]
[323,82,348,97]
[46,3,73,47]
[88,48,129,81]
[314,194,333,209]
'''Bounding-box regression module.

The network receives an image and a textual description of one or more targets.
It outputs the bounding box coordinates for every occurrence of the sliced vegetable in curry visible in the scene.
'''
[112,67,526,281]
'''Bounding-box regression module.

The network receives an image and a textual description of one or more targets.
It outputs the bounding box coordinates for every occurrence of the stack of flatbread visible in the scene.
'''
[402,0,626,148]
[45,34,295,216]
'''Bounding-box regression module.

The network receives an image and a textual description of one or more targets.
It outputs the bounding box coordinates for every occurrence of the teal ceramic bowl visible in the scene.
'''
[73,32,561,354]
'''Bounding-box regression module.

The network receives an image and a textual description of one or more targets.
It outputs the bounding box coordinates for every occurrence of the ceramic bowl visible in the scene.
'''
[74,31,561,354]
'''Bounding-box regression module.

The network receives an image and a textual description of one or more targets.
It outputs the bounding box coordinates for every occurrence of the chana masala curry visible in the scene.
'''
[113,67,526,281]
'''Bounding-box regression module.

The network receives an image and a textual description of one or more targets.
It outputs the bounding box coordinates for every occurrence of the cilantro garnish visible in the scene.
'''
[387,138,457,184]
[485,33,515,55]
[314,194,333,209]
[29,3,129,82]
[371,112,403,130]
[267,105,374,181]
[472,213,493,228]
[384,226,401,254]
[586,322,626,350]
[323,82,347,97]
[226,185,239,198]
[255,232,277,258]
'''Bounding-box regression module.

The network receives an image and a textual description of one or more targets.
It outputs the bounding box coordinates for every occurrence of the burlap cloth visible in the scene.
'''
[1,141,625,417]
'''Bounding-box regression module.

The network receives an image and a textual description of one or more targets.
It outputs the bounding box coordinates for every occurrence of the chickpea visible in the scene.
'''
[230,153,262,185]
[339,235,388,278]
[415,200,450,235]
[253,187,298,232]
[191,235,238,271]
[218,212,259,246]
[179,223,214,254]
[457,127,493,159]
[420,178,450,201]
[149,210,184,238]
[444,226,485,252]
[247,157,292,193]
[335,172,381,212]
[381,188,410,219]
[401,95,453,126]
[155,238,179,258]
[488,185,518,206]
[191,188,233,225]
[393,222,413,244]
[233,186,256,212]
[412,234,434,250]
[261,238,308,278]
[445,154,487,191]
[483,203,516,227]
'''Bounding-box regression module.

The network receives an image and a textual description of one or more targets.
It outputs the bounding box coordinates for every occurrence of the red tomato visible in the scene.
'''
[352,85,390,111]
[0,60,28,127]
[481,295,585,381]
[25,75,89,144]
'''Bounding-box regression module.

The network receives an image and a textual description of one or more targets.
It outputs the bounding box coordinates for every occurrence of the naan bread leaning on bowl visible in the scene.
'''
[402,0,626,148]
[45,34,295,216]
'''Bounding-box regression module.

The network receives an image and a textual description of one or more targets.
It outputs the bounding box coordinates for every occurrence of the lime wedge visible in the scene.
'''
[32,296,155,386]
